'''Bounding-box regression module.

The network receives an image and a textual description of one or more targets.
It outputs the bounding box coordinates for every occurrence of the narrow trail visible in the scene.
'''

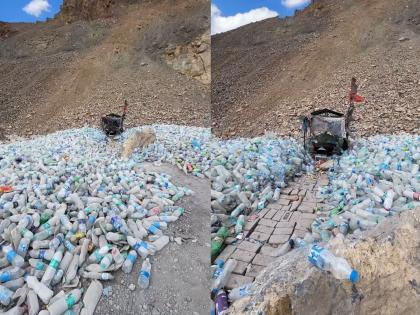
[214,172,329,288]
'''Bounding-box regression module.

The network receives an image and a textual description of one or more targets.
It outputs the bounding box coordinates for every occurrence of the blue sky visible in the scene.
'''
[212,0,311,34]
[0,0,63,23]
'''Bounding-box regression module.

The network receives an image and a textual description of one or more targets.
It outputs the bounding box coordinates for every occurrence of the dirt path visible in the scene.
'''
[94,162,210,315]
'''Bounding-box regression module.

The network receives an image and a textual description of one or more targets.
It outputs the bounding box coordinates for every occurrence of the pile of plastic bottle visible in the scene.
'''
[0,126,200,314]
[208,135,311,260]
[307,134,420,243]
[121,124,212,177]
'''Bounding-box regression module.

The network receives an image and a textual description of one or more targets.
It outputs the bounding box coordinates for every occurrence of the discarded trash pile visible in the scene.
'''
[121,124,212,177]
[0,127,197,314]
[209,136,310,260]
[308,134,420,243]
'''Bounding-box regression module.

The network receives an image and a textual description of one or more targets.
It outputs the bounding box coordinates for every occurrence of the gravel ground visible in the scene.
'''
[94,162,210,315]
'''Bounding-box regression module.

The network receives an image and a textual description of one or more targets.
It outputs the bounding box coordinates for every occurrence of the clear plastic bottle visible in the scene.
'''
[211,259,237,295]
[122,250,137,274]
[228,283,251,302]
[308,245,359,283]
[2,245,24,268]
[138,258,151,289]
[0,284,14,306]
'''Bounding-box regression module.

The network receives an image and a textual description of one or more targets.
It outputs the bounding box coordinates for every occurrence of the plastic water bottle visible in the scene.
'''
[308,245,359,283]
[122,250,137,274]
[228,283,251,302]
[138,258,151,289]
[47,288,83,315]
[26,276,54,304]
[0,267,25,283]
[80,280,102,315]
[17,238,31,257]
[212,259,224,279]
[235,215,245,234]
[211,259,237,295]
[81,272,114,281]
[41,250,63,285]
[152,235,169,251]
[0,284,14,306]
[2,245,24,268]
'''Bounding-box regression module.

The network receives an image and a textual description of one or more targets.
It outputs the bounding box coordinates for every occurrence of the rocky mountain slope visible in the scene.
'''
[212,0,420,138]
[0,0,210,138]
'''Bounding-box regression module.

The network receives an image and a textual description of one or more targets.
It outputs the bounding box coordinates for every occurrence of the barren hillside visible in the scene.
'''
[0,0,210,138]
[212,0,420,138]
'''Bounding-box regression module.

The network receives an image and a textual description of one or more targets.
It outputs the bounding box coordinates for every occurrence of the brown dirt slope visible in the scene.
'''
[212,0,420,138]
[0,0,210,137]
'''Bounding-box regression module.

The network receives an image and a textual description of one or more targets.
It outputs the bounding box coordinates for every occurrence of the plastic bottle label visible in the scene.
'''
[66,294,76,309]
[50,258,60,269]
[140,270,150,279]
[0,272,11,282]
[35,262,45,270]
[148,225,159,234]
[6,250,16,263]
[308,245,325,267]
[127,253,136,263]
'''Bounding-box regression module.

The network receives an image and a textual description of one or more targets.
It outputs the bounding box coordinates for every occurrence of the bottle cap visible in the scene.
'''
[349,269,359,283]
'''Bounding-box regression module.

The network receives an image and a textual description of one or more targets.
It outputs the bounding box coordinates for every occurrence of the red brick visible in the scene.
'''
[264,208,278,219]
[226,274,254,290]
[245,264,264,278]
[281,187,292,195]
[249,231,271,242]
[255,225,274,235]
[232,260,249,275]
[273,227,294,235]
[215,245,236,262]
[259,218,277,227]
[290,199,302,211]
[230,249,257,263]
[269,234,290,245]
[244,218,259,232]
[252,254,276,266]
[260,245,279,257]
[276,221,295,228]
[272,210,285,221]
[279,194,300,201]
[280,211,293,222]
[278,198,291,206]
[237,240,262,253]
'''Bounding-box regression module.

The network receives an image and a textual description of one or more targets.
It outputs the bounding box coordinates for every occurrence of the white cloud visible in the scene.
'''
[23,0,51,18]
[281,0,311,9]
[211,4,278,35]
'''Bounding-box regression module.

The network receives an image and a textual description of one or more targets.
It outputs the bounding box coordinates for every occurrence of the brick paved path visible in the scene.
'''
[215,173,329,289]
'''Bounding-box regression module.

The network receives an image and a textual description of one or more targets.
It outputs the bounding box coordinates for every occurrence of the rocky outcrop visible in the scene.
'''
[56,0,136,23]
[164,32,211,84]
[228,207,420,315]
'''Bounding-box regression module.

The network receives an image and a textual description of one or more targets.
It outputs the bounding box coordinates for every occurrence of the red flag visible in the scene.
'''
[348,90,365,103]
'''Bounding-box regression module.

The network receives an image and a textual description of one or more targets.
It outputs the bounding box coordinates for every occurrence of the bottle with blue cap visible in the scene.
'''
[308,244,359,283]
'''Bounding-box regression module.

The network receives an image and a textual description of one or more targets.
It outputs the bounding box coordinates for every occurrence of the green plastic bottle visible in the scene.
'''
[211,227,230,260]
